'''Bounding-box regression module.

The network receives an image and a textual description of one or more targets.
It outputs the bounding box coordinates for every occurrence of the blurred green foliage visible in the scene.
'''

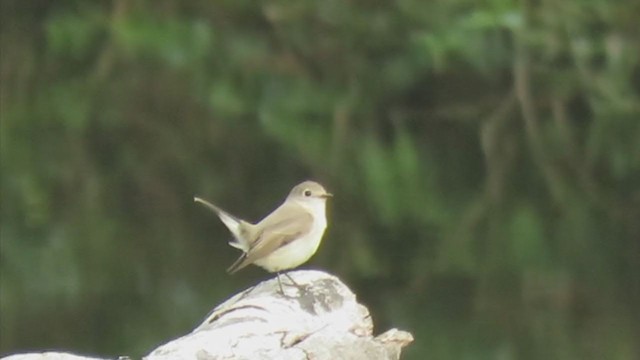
[1,0,639,359]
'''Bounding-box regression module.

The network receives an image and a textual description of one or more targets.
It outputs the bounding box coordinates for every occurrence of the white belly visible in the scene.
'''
[254,217,326,272]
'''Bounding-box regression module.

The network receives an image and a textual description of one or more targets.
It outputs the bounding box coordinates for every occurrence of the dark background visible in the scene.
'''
[1,1,639,359]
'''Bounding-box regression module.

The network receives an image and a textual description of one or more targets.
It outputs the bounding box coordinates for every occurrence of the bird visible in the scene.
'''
[194,180,332,293]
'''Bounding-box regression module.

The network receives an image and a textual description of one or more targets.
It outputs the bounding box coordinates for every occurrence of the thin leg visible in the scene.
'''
[283,271,307,293]
[276,272,285,294]
[283,272,301,287]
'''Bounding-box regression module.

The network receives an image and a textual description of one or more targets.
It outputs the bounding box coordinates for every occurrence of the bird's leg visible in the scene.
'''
[276,272,285,295]
[274,272,305,296]
[283,271,307,292]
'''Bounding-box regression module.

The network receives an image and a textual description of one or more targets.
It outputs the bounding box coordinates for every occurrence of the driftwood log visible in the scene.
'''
[3,270,413,360]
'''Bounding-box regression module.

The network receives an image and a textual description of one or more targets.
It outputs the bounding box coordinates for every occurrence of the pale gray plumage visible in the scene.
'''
[194,181,331,292]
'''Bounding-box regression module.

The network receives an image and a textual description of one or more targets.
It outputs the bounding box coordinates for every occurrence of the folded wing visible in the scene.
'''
[227,203,313,273]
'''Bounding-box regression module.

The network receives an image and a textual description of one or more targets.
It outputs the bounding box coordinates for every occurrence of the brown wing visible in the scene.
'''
[227,203,313,274]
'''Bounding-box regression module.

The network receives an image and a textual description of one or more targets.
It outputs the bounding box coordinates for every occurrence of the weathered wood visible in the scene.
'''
[2,354,108,360]
[147,270,413,359]
[3,271,413,360]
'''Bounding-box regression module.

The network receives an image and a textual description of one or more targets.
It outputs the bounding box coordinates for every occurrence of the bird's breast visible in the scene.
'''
[254,214,327,272]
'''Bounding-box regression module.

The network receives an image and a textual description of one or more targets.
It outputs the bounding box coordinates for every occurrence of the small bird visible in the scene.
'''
[194,180,332,293]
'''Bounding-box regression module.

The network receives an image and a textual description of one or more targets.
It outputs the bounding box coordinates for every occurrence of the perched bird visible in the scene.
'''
[194,180,332,293]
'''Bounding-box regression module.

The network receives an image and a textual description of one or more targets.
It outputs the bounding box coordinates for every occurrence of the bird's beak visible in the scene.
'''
[321,192,333,199]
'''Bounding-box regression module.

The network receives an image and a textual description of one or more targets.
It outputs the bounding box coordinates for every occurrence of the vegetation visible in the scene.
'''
[1,1,639,359]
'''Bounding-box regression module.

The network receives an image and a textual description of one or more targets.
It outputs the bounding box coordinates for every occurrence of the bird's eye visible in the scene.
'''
[304,190,312,197]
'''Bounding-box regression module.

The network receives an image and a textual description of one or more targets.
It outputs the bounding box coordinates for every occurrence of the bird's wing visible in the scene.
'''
[227,203,313,274]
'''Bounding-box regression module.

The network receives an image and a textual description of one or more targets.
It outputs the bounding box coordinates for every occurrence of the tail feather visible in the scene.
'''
[194,196,250,250]
[226,252,248,274]
[228,240,247,251]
